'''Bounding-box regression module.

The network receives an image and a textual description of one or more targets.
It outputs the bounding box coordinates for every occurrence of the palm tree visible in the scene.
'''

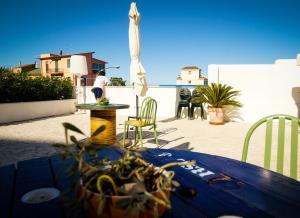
[202,83,242,108]
[201,83,242,124]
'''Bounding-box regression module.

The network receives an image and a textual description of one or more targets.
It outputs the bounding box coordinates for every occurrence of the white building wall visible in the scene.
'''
[181,69,200,81]
[77,86,180,119]
[208,59,300,122]
[176,78,205,85]
[177,68,206,85]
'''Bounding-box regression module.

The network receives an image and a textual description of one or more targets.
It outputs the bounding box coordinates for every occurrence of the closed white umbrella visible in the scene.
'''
[129,2,148,115]
[70,55,88,104]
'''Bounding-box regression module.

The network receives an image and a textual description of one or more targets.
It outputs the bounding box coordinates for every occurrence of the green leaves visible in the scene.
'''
[70,136,79,145]
[62,122,85,145]
[0,71,74,103]
[202,83,242,108]
[61,123,105,145]
[91,125,106,137]
[109,77,126,86]
[63,122,85,135]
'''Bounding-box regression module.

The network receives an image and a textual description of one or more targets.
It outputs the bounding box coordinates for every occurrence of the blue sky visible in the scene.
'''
[0,0,299,85]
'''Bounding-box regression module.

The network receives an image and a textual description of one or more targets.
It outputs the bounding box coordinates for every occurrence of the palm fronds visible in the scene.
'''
[202,83,242,108]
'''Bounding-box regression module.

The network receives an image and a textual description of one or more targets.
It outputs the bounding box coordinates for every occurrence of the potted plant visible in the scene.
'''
[201,83,242,125]
[55,123,194,218]
[97,97,110,105]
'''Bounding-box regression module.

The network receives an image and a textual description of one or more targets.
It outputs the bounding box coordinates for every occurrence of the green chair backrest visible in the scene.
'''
[242,114,300,179]
[179,88,191,101]
[139,97,157,125]
[191,88,205,104]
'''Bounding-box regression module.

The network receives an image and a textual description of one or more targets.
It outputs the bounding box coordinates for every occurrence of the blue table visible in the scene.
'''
[1,148,300,218]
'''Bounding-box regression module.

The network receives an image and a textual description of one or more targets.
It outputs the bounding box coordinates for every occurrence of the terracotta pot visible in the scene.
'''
[208,107,224,125]
[81,188,170,218]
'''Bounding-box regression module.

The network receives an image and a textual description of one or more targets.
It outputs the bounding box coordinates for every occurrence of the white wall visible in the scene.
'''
[0,99,76,124]
[77,86,180,119]
[177,68,205,85]
[181,68,200,81]
[208,58,300,122]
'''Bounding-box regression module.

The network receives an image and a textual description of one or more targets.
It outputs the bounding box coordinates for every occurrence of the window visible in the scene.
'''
[67,59,70,68]
[92,63,105,70]
[55,60,59,72]
[46,61,49,73]
[92,63,105,73]
[92,63,99,70]
[99,64,105,70]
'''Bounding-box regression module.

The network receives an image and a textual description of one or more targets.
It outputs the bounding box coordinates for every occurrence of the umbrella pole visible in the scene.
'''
[136,95,139,117]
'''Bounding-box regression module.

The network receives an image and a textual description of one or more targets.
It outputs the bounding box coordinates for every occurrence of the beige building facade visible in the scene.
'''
[39,52,107,86]
[12,63,36,74]
[176,66,207,85]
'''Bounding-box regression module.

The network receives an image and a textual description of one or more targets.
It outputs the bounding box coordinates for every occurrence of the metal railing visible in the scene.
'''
[47,68,64,74]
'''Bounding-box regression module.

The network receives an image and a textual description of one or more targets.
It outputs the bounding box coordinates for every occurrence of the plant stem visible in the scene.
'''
[154,161,196,175]
[96,175,118,195]
[135,157,149,166]
[144,191,171,208]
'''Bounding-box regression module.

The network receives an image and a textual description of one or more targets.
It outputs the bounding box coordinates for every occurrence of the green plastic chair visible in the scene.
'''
[123,97,158,147]
[125,97,152,139]
[176,88,191,119]
[242,114,300,179]
[189,88,205,120]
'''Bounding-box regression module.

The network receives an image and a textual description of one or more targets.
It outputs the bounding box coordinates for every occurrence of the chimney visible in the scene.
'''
[297,53,300,66]
[60,50,63,56]
[19,61,21,66]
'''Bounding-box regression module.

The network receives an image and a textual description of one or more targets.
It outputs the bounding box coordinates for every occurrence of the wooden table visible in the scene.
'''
[76,103,129,145]
[1,148,300,218]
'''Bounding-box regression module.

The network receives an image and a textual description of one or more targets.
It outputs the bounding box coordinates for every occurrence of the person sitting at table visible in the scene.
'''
[91,70,109,103]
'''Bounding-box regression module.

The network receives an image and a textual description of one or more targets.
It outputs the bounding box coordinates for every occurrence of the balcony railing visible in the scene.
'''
[47,68,64,75]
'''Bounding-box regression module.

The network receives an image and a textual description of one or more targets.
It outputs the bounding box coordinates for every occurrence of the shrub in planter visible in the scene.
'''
[0,71,73,103]
[201,83,242,125]
[55,123,194,218]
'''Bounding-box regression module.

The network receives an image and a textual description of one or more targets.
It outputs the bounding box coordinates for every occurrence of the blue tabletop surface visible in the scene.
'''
[1,148,300,218]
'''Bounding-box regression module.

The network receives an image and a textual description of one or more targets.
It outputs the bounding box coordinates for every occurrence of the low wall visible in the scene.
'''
[77,86,199,119]
[0,99,76,124]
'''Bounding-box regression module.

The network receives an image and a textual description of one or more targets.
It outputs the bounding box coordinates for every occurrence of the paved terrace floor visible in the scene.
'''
[0,111,299,180]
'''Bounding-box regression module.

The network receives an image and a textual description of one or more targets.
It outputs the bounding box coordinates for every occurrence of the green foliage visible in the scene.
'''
[91,125,106,137]
[0,71,74,103]
[26,68,42,76]
[201,83,242,108]
[63,122,86,136]
[0,67,10,75]
[58,123,194,218]
[109,77,126,86]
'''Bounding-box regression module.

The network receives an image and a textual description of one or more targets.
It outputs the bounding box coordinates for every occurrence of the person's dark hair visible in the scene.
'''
[98,70,106,76]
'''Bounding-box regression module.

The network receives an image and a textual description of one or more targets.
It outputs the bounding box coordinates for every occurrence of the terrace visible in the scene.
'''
[1,111,299,179]
[1,55,300,217]
[1,0,300,216]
